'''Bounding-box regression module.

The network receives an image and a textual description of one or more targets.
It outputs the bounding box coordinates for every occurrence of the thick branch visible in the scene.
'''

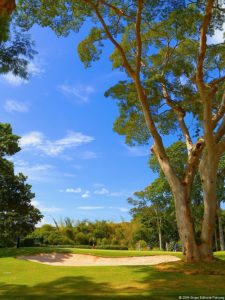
[196,0,214,92]
[184,138,205,185]
[161,84,193,152]
[215,117,225,143]
[212,91,225,128]
[209,75,225,87]
[0,0,15,16]
[135,0,143,76]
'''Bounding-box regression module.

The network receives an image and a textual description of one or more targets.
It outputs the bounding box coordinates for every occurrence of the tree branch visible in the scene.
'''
[215,117,225,143]
[161,83,193,152]
[212,91,225,128]
[99,0,133,20]
[209,75,225,87]
[135,0,143,76]
[85,0,135,78]
[196,0,214,93]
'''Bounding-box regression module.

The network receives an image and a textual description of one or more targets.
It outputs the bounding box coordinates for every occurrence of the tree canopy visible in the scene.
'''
[0,123,42,247]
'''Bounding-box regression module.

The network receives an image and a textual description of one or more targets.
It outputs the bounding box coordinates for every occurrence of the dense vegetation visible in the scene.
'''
[0,123,42,247]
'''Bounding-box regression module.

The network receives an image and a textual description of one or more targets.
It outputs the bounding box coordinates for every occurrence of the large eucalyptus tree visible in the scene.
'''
[17,0,225,262]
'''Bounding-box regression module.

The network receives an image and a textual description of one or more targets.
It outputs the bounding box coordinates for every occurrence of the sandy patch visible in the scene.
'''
[18,253,180,266]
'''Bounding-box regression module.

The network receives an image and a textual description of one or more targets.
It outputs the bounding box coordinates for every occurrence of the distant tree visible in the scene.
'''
[0,123,42,247]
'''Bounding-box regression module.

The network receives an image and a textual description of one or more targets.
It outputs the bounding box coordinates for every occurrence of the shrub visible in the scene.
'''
[136,240,147,250]
[20,238,35,247]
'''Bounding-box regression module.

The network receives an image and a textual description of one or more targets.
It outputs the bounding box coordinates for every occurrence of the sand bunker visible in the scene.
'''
[18,253,180,266]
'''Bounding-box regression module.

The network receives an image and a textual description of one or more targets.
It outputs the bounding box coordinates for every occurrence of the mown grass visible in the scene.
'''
[0,247,183,258]
[0,247,224,299]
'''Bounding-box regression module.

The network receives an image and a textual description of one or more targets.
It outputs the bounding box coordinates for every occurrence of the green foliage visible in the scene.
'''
[78,27,104,68]
[0,123,42,247]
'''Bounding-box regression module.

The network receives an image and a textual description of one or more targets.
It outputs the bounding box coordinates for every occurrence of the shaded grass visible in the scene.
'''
[0,248,224,299]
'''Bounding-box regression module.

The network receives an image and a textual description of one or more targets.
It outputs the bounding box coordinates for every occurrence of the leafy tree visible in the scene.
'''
[0,0,36,80]
[0,123,42,247]
[17,0,225,261]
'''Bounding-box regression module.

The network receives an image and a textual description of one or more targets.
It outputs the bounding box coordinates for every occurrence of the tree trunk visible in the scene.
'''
[0,0,15,16]
[218,203,225,251]
[158,221,162,250]
[199,155,218,261]
[173,185,200,262]
[214,227,218,252]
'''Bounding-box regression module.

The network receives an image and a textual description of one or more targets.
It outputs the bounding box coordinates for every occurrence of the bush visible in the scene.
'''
[20,238,35,247]
[96,245,128,250]
[75,232,89,245]
[136,240,147,250]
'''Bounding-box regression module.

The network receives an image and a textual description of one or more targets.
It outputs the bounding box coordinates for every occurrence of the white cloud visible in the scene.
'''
[31,200,62,213]
[208,23,225,44]
[94,187,109,195]
[20,131,94,157]
[20,131,44,147]
[28,61,45,77]
[59,84,94,102]
[125,145,149,157]
[77,206,104,210]
[1,60,45,86]
[81,191,91,198]
[79,151,98,159]
[2,73,27,86]
[4,100,29,113]
[109,206,129,212]
[76,206,129,212]
[13,159,53,182]
[65,188,82,193]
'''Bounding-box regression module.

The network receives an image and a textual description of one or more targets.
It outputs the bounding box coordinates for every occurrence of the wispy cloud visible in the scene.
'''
[32,200,62,213]
[77,206,129,212]
[81,191,91,199]
[59,84,94,103]
[77,206,104,210]
[109,207,130,213]
[1,60,45,86]
[13,159,54,182]
[20,131,94,157]
[79,151,98,160]
[124,145,149,157]
[65,188,82,193]
[94,187,109,195]
[4,99,29,113]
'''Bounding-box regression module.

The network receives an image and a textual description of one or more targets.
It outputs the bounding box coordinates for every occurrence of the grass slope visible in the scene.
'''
[0,247,224,299]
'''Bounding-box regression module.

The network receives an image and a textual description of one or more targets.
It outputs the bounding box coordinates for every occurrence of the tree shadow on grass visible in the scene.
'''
[0,275,153,300]
[132,261,225,298]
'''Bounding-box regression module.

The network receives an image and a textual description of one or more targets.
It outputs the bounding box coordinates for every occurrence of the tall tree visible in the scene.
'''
[17,0,225,262]
[0,123,42,247]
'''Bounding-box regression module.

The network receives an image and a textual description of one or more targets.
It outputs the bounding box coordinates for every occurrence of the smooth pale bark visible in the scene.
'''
[172,185,200,262]
[199,154,218,261]
[157,218,162,250]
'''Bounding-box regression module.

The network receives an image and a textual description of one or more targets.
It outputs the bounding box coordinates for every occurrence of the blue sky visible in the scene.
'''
[0,24,157,225]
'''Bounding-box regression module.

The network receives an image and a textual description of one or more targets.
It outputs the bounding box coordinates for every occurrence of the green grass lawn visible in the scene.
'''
[0,247,224,299]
